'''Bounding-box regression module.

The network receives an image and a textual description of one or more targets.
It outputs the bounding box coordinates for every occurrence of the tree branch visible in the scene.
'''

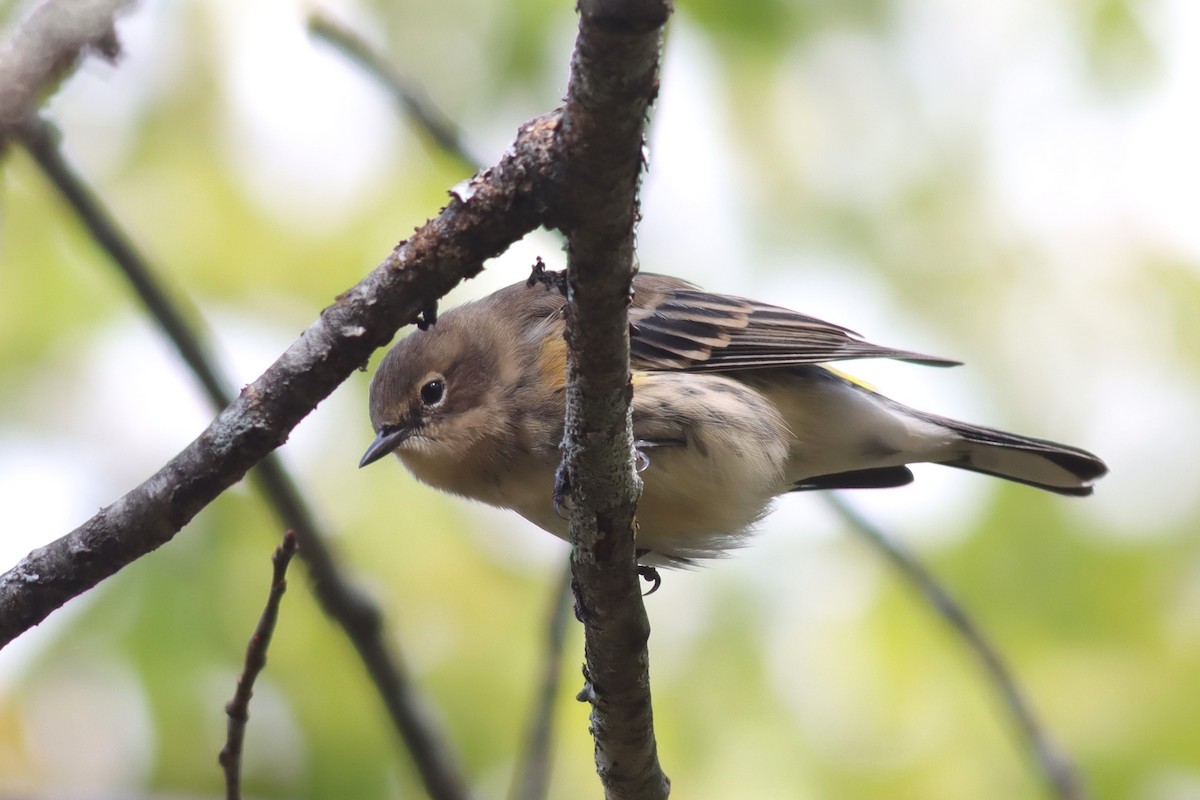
[306,10,485,171]
[0,4,1086,799]
[554,1,672,798]
[511,561,573,800]
[219,530,299,800]
[825,494,1087,800]
[2,4,676,795]
[15,115,472,800]
[0,110,559,648]
[0,0,134,133]
[18,117,231,407]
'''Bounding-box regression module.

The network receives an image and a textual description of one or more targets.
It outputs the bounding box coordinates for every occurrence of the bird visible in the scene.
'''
[360,270,1107,566]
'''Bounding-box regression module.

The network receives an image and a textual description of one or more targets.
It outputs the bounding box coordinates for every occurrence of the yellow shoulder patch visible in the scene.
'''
[537,335,569,391]
[537,337,652,391]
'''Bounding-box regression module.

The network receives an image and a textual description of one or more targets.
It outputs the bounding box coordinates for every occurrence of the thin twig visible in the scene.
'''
[307,10,485,171]
[4,3,672,798]
[15,115,474,800]
[511,561,573,800]
[18,118,229,402]
[823,493,1086,800]
[1,112,560,799]
[219,530,299,800]
[0,0,134,133]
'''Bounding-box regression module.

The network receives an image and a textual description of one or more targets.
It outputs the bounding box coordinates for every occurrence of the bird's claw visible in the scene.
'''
[553,463,572,520]
[637,565,662,596]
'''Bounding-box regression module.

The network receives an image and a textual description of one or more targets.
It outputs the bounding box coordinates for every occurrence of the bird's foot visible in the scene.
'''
[553,462,572,520]
[637,562,662,596]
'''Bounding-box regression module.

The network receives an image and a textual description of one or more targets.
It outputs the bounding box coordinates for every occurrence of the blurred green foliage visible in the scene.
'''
[1,0,1197,798]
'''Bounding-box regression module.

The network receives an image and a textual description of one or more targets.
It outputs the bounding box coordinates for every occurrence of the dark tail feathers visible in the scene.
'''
[919,411,1108,496]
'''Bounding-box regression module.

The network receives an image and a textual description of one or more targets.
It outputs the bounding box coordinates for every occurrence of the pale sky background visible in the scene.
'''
[4,0,1198,651]
[1,0,1197,793]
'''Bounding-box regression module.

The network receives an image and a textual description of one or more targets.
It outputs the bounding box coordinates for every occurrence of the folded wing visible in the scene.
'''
[630,275,960,372]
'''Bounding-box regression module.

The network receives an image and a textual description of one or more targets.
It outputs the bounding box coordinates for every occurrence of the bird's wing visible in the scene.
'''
[629,275,960,372]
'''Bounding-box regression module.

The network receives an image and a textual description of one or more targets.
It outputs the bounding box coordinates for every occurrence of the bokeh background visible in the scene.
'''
[1,0,1197,797]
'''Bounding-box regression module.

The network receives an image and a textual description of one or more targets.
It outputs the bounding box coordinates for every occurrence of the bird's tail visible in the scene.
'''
[913,410,1108,496]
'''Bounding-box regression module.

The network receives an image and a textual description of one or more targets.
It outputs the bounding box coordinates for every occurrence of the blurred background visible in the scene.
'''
[1,0,1197,797]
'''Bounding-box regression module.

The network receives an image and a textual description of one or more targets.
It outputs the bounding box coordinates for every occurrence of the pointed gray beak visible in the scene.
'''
[359,427,414,468]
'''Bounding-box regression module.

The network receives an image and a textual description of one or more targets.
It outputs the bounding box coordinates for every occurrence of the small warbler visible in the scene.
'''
[360,271,1106,565]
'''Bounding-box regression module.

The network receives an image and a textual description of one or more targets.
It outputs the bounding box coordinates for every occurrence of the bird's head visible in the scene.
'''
[359,313,503,471]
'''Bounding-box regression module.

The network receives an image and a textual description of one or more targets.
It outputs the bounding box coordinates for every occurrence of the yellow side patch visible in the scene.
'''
[537,335,569,391]
[824,365,877,392]
[538,338,652,391]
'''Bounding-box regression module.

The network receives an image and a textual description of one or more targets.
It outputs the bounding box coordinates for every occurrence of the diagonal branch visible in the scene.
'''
[0,110,559,648]
[0,0,134,133]
[18,118,231,406]
[553,1,673,798]
[15,116,471,800]
[306,10,485,171]
[825,494,1087,800]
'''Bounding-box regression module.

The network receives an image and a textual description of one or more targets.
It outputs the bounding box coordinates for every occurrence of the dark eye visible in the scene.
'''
[419,378,445,406]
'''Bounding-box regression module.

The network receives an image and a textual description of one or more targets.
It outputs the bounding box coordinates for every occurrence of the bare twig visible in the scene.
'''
[219,530,299,800]
[1,5,678,797]
[511,561,574,800]
[553,1,673,798]
[14,115,472,800]
[824,493,1086,800]
[0,0,134,133]
[307,9,485,171]
[0,110,559,646]
[18,118,229,402]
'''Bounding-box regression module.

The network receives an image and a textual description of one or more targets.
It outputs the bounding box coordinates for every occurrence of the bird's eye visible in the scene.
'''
[419,378,446,406]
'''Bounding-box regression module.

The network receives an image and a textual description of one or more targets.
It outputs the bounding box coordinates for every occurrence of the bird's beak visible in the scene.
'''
[359,427,414,468]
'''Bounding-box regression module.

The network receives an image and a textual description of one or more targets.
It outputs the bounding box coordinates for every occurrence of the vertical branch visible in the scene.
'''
[554,1,673,798]
[510,561,574,800]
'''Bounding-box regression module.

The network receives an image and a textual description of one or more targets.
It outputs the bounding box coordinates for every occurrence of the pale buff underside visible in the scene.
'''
[396,368,953,563]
